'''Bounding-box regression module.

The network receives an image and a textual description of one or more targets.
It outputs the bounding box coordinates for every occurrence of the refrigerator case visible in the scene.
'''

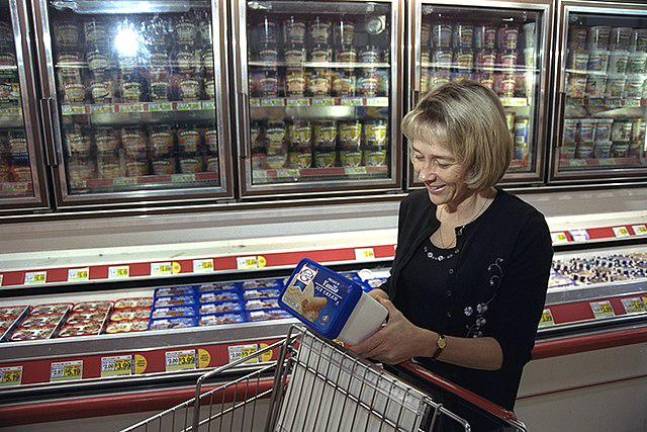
[407,0,552,187]
[232,0,403,198]
[0,0,50,212]
[31,0,234,209]
[551,1,647,182]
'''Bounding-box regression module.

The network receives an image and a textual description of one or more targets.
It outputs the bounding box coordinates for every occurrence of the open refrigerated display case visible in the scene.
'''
[30,0,234,208]
[551,1,647,182]
[232,0,403,198]
[406,0,552,187]
[0,0,50,213]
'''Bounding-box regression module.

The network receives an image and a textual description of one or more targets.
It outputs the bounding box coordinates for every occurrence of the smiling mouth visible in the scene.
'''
[425,182,446,192]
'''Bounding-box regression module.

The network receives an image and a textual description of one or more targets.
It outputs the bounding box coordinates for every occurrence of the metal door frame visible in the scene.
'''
[406,0,553,189]
[232,0,404,198]
[550,0,647,183]
[0,0,51,213]
[30,0,235,210]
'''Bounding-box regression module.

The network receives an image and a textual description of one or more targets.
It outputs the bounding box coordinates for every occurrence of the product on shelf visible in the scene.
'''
[200,301,242,315]
[245,298,280,311]
[149,317,197,330]
[151,306,196,319]
[200,313,246,326]
[110,308,151,322]
[247,309,292,322]
[200,290,241,304]
[114,297,153,309]
[105,320,149,334]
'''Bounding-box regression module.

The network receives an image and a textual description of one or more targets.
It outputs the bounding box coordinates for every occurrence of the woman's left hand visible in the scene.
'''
[349,298,428,365]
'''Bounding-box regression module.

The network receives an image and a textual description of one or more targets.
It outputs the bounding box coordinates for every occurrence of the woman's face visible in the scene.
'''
[411,139,467,207]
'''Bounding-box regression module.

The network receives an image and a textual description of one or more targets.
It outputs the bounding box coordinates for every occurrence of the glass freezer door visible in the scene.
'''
[34,0,233,208]
[408,1,551,186]
[553,4,647,181]
[234,0,401,197]
[0,0,49,212]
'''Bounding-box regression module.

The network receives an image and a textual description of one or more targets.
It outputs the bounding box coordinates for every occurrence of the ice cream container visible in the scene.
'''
[569,26,588,51]
[587,50,609,72]
[153,295,197,308]
[575,143,594,159]
[627,52,647,73]
[566,74,587,98]
[586,75,607,97]
[611,120,633,142]
[149,317,197,330]
[625,75,645,98]
[595,119,613,142]
[280,259,388,345]
[200,301,242,315]
[594,141,612,158]
[611,142,630,157]
[610,27,633,50]
[560,144,576,159]
[568,51,589,71]
[200,290,241,304]
[248,309,293,322]
[245,298,280,311]
[606,75,626,98]
[588,26,611,50]
[151,306,196,319]
[243,288,282,300]
[579,119,596,143]
[608,51,629,74]
[200,313,246,326]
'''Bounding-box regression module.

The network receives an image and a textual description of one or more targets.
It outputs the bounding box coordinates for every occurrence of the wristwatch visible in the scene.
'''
[431,334,447,359]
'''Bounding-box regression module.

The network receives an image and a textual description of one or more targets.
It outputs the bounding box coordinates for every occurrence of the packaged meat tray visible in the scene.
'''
[109,308,151,322]
[199,301,242,315]
[198,281,241,292]
[10,326,57,341]
[155,285,198,298]
[65,311,108,325]
[153,295,197,308]
[30,303,72,316]
[72,302,112,313]
[114,298,153,309]
[242,288,282,300]
[244,298,281,311]
[240,278,284,290]
[19,315,65,329]
[105,320,149,334]
[148,317,197,331]
[57,322,102,338]
[200,290,241,304]
[247,309,293,322]
[0,305,29,319]
[199,313,246,327]
[151,306,196,319]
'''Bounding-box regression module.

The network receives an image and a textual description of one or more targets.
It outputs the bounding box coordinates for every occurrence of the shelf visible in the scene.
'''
[422,62,538,74]
[559,157,646,169]
[0,181,33,196]
[565,69,647,77]
[249,97,389,120]
[75,172,220,193]
[247,1,389,14]
[248,61,390,69]
[0,110,24,128]
[508,159,530,170]
[252,165,388,183]
[565,97,645,118]
[50,0,210,14]
[60,101,216,126]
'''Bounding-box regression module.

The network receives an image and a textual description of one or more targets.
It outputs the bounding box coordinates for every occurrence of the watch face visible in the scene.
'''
[438,335,447,349]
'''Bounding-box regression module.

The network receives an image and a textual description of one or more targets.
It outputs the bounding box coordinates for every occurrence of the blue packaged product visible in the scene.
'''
[240,278,283,290]
[242,288,282,300]
[244,298,280,311]
[155,285,198,298]
[247,308,293,322]
[279,259,387,344]
[199,281,241,292]
[199,290,241,304]
[151,306,196,319]
[154,295,197,308]
[199,313,246,326]
[200,301,242,315]
[149,317,197,330]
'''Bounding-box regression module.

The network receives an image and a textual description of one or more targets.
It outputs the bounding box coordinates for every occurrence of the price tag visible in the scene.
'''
[252,170,268,181]
[193,259,214,273]
[568,159,588,168]
[612,226,631,238]
[0,366,22,387]
[590,300,615,320]
[621,297,646,314]
[149,102,172,112]
[69,104,86,115]
[355,248,376,261]
[61,104,72,114]
[538,308,555,328]
[550,232,569,245]
[24,271,47,285]
[236,256,267,270]
[260,98,285,107]
[101,355,133,378]
[632,224,647,236]
[286,98,310,107]
[311,97,335,106]
[68,267,89,283]
[249,98,261,107]
[276,169,300,179]
[228,344,259,365]
[340,97,364,106]
[365,97,388,107]
[344,167,367,176]
[50,360,83,382]
[176,102,201,111]
[201,100,215,110]
[91,104,115,114]
[108,265,130,280]
[171,174,197,183]
[151,262,173,277]
[569,229,589,242]
[113,177,138,186]
[120,103,145,113]
[165,349,197,372]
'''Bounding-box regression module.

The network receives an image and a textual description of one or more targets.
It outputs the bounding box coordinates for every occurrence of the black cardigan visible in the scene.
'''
[382,188,553,410]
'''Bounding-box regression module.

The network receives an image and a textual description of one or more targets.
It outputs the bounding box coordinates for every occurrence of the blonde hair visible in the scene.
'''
[402,80,512,190]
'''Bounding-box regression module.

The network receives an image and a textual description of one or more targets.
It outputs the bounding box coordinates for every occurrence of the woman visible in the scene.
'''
[351,81,553,414]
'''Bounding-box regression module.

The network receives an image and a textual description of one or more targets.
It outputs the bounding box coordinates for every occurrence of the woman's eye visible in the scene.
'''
[414,155,424,161]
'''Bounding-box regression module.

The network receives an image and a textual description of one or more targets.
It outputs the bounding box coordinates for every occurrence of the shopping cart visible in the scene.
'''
[120,325,526,432]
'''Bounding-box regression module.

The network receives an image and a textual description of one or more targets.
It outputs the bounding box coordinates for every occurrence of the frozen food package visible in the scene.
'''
[280,259,388,345]
[199,281,241,292]
[57,322,102,338]
[30,303,72,316]
[114,298,153,309]
[73,302,112,313]
[199,290,241,304]
[240,278,284,290]
[242,288,282,300]
[199,313,246,327]
[153,295,197,308]
[200,301,242,315]
[105,320,149,334]
[10,327,57,341]
[245,298,280,311]
[151,306,196,319]
[19,315,65,329]
[149,317,197,331]
[65,311,107,325]
[154,285,198,298]
[110,308,151,322]
[247,309,293,322]
[0,306,28,320]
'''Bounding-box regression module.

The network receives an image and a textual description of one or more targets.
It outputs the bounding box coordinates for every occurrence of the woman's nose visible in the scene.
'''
[419,165,437,181]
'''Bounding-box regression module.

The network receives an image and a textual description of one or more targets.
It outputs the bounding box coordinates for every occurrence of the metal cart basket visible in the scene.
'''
[120,326,526,432]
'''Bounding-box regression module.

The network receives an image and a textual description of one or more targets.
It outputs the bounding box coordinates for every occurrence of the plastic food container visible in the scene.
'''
[280,259,388,345]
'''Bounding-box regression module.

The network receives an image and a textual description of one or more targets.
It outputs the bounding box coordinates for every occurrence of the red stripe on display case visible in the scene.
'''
[533,327,647,359]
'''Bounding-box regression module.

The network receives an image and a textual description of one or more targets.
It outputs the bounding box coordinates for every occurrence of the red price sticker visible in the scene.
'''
[24,271,47,285]
[0,366,22,387]
[538,308,555,328]
[50,360,83,382]
[612,226,631,238]
[621,297,646,315]
[550,232,569,245]
[590,300,615,320]
[68,267,89,283]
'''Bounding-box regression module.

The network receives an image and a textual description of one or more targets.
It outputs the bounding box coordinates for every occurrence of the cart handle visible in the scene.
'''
[399,361,526,428]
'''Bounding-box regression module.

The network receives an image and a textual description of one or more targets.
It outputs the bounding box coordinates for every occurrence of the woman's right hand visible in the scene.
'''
[368,288,389,301]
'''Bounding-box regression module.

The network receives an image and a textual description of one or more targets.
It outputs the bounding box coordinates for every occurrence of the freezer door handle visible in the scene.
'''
[556,91,566,149]
[39,97,61,167]
[238,91,251,160]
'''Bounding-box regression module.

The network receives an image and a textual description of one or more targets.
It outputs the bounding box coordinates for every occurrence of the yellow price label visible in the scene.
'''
[134,354,148,375]
[550,232,569,245]
[198,349,211,369]
[632,224,647,235]
[172,261,182,274]
[151,262,173,276]
[101,355,133,378]
[193,259,214,274]
[355,248,376,261]
[538,308,555,328]
[257,256,267,268]
[24,271,47,285]
[236,256,266,270]
[51,360,83,382]
[259,343,274,363]
[165,350,197,372]
[613,226,631,238]
[109,265,130,279]
[68,267,89,282]
[590,301,615,319]
[0,367,22,387]
[621,297,646,314]
[228,344,259,365]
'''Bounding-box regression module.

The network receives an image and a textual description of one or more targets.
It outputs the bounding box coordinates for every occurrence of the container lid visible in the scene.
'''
[279,258,362,339]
